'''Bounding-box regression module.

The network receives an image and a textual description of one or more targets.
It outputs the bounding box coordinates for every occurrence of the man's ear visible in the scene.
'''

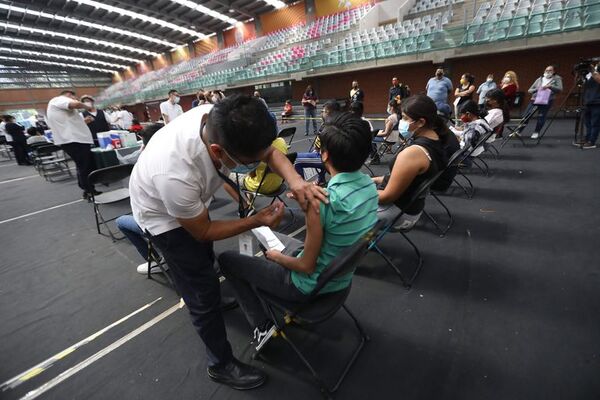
[320,149,329,165]
[209,143,223,158]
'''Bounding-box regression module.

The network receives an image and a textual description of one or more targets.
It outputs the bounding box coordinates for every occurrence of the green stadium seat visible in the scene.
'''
[528,21,543,33]
[507,24,525,37]
[491,27,508,40]
[584,11,600,25]
[563,11,582,29]
[584,4,600,14]
[543,19,562,31]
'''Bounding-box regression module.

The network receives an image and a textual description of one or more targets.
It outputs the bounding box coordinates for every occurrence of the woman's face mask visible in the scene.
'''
[544,71,553,79]
[173,96,180,104]
[486,77,493,83]
[460,78,466,85]
[460,114,471,123]
[502,76,510,84]
[398,118,416,139]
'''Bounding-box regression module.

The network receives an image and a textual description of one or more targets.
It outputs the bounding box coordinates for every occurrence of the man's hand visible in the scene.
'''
[83,116,94,124]
[288,180,328,212]
[253,201,285,229]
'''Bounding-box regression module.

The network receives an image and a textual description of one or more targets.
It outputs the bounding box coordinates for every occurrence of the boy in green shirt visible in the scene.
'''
[219,111,378,351]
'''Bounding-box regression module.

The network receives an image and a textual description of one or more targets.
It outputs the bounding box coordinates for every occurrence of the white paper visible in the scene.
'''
[251,226,285,252]
[238,233,255,256]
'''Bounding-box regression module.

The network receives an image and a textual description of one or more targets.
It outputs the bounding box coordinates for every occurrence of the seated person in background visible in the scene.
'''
[349,101,374,131]
[129,119,144,133]
[483,88,510,138]
[374,95,449,230]
[449,100,492,167]
[294,100,341,185]
[370,99,402,164]
[26,127,49,145]
[218,111,378,350]
[234,136,288,195]
[4,115,31,166]
[281,100,293,124]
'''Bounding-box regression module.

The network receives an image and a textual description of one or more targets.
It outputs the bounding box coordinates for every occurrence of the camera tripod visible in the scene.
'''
[535,74,587,147]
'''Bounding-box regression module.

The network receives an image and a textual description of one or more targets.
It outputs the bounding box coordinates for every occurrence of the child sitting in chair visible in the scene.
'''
[281,100,293,123]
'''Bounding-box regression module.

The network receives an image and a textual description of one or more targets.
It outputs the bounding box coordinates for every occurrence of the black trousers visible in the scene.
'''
[11,140,29,165]
[61,142,95,193]
[151,227,233,367]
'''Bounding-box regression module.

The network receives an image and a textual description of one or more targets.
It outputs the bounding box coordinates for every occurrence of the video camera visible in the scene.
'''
[573,57,600,76]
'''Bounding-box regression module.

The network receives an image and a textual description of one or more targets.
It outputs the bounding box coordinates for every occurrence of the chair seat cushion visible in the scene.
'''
[259,286,351,325]
[94,188,130,204]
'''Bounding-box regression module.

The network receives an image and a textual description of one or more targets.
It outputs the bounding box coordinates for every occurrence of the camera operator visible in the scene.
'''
[582,60,600,149]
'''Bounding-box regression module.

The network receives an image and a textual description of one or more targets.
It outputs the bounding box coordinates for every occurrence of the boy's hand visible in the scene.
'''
[265,249,283,262]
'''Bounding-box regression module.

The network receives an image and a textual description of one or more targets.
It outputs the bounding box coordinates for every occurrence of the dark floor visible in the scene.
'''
[0,119,599,400]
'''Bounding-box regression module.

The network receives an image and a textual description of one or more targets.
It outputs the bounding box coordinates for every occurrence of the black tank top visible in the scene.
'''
[392,136,446,215]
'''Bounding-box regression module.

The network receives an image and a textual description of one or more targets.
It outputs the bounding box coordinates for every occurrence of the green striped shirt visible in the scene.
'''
[291,171,379,295]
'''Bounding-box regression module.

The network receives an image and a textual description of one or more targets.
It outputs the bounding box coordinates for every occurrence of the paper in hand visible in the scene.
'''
[251,226,285,252]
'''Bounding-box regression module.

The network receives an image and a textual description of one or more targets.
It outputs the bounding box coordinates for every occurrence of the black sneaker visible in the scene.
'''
[252,321,277,352]
[207,358,267,390]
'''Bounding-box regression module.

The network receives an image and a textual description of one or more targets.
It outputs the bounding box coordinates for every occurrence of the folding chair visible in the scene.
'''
[143,229,177,292]
[0,135,13,161]
[88,164,134,242]
[369,168,450,288]
[278,126,296,148]
[32,144,73,181]
[500,105,538,148]
[252,221,384,397]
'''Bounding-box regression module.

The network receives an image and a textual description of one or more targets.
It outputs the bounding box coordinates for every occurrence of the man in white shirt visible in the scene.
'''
[46,90,98,199]
[117,108,133,130]
[159,89,183,124]
[130,95,326,390]
[0,116,11,143]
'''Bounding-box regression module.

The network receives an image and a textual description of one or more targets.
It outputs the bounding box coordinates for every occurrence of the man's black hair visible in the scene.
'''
[60,89,75,96]
[27,127,39,136]
[168,89,178,96]
[458,100,480,116]
[206,94,277,158]
[322,100,341,113]
[349,101,364,117]
[141,123,163,146]
[319,111,371,172]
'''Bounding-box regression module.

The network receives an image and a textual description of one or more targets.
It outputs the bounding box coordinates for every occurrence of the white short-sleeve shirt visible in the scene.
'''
[159,100,183,124]
[129,104,228,235]
[118,110,133,129]
[46,95,93,145]
[484,108,504,130]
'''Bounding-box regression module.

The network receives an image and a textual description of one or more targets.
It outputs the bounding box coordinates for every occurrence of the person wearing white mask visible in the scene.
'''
[81,95,111,145]
[476,74,497,113]
[159,89,183,124]
[523,65,563,139]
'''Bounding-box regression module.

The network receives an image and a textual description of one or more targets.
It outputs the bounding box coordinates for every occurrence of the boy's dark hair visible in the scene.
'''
[168,89,178,96]
[27,127,39,136]
[349,101,364,117]
[322,100,341,113]
[320,111,371,172]
[207,94,277,158]
[485,88,510,123]
[458,100,480,117]
[141,123,163,146]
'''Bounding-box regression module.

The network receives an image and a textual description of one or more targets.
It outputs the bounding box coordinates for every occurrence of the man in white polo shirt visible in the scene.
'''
[46,89,98,199]
[130,95,326,390]
[159,89,183,124]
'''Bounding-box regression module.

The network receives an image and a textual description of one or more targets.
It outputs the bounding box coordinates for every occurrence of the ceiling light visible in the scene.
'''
[0,36,141,63]
[0,47,127,68]
[168,0,238,25]
[66,0,206,38]
[262,0,286,9]
[0,3,177,47]
[1,22,159,56]
[0,55,116,73]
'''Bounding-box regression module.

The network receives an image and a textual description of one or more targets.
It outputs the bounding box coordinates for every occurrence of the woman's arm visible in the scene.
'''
[378,146,429,204]
[376,116,395,137]
[456,85,476,97]
[266,203,323,274]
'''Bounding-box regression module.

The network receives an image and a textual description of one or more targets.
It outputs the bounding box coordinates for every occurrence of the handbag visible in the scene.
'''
[533,87,551,105]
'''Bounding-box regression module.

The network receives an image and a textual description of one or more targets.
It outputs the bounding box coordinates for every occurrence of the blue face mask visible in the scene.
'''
[231,162,260,174]
[398,119,412,139]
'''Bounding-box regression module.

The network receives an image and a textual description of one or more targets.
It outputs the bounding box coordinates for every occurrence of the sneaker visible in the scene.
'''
[530,132,539,140]
[572,141,586,147]
[136,260,166,274]
[252,321,277,352]
[583,142,597,149]
[304,132,309,136]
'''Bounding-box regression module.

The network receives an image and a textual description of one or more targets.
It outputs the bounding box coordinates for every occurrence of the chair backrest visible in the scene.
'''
[278,127,296,139]
[33,144,62,156]
[88,164,134,186]
[309,220,384,298]
[28,141,51,150]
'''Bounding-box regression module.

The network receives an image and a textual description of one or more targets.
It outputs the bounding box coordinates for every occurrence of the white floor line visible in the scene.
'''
[1,297,163,392]
[0,199,84,225]
[19,301,182,400]
[0,174,39,184]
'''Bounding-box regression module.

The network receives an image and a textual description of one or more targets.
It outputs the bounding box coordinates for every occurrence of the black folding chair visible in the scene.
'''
[88,164,134,241]
[32,144,73,181]
[143,230,177,292]
[500,105,538,149]
[0,135,13,161]
[252,221,384,397]
[278,127,296,148]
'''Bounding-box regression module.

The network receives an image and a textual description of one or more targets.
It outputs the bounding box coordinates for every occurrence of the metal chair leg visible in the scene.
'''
[472,157,490,176]
[430,192,453,237]
[371,243,409,287]
[400,231,424,287]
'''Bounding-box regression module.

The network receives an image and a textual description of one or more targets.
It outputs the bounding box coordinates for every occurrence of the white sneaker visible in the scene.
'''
[136,260,167,274]
[530,132,539,139]
[253,322,277,352]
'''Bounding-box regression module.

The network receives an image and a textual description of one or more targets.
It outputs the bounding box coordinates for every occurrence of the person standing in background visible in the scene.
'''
[46,90,99,200]
[4,115,31,165]
[81,95,111,145]
[501,70,519,108]
[581,61,600,149]
[159,90,183,124]
[454,73,476,109]
[253,91,269,109]
[477,74,497,113]
[302,85,319,136]
[523,66,563,140]
[389,77,409,102]
[192,89,206,108]
[0,115,10,144]
[350,80,365,103]
[426,68,453,114]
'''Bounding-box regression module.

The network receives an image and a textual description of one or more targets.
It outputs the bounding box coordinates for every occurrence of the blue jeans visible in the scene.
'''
[116,215,155,260]
[304,107,318,135]
[151,227,233,367]
[524,100,553,133]
[585,104,600,144]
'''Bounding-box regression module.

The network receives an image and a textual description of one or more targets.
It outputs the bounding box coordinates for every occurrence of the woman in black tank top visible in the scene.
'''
[373,95,450,220]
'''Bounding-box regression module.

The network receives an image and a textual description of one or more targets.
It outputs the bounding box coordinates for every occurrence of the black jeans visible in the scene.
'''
[11,139,29,165]
[218,250,308,329]
[151,227,233,367]
[60,142,95,193]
